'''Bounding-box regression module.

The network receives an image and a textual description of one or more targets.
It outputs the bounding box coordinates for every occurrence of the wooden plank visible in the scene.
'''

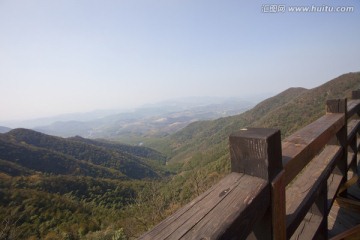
[348,151,356,170]
[336,197,360,213]
[348,171,357,182]
[139,172,245,239]
[328,174,360,239]
[328,173,344,211]
[347,99,360,119]
[328,201,360,238]
[286,145,342,236]
[181,175,269,240]
[290,206,323,240]
[328,203,347,237]
[330,224,360,240]
[347,120,360,142]
[314,183,328,239]
[271,171,286,240]
[348,184,360,200]
[282,113,345,185]
[347,120,359,178]
[139,173,269,240]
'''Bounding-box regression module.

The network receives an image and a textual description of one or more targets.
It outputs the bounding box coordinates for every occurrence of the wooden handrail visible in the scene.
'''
[140,128,283,239]
[282,113,345,185]
[139,90,360,240]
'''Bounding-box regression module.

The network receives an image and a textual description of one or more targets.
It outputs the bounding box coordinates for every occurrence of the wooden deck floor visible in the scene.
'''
[328,155,360,239]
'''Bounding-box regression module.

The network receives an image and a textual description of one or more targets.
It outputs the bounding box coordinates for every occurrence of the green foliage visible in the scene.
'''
[0,129,167,179]
[112,229,127,240]
[0,173,154,239]
[0,72,359,239]
[164,72,360,170]
[0,128,172,239]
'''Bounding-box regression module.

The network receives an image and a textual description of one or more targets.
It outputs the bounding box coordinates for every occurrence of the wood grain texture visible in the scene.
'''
[328,201,360,238]
[286,145,342,236]
[327,99,347,115]
[347,120,360,142]
[282,113,345,185]
[185,176,269,240]
[290,206,323,240]
[330,224,360,240]
[139,173,269,240]
[347,99,360,119]
[140,94,360,240]
[328,172,343,211]
[229,128,282,181]
[352,90,360,99]
[271,171,286,240]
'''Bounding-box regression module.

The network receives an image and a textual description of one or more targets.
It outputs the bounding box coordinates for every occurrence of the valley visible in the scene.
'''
[0,72,359,239]
[30,97,254,143]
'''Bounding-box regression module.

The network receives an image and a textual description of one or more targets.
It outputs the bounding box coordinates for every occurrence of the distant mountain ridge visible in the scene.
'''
[134,72,360,230]
[254,72,360,134]
[0,128,166,179]
[0,126,11,133]
[0,72,359,239]
[159,72,360,164]
[32,98,254,140]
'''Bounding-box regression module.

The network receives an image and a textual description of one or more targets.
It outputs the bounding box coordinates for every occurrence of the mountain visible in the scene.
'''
[0,128,169,239]
[137,73,360,220]
[0,109,123,129]
[0,126,11,133]
[68,135,166,162]
[160,72,360,165]
[1,72,359,239]
[161,87,308,163]
[131,72,360,234]
[0,128,165,179]
[254,72,360,134]
[33,98,254,140]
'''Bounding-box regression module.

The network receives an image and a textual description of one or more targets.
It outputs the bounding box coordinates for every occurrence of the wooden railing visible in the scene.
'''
[140,90,360,240]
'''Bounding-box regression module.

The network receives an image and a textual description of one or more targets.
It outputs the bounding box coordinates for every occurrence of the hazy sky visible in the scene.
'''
[0,0,359,121]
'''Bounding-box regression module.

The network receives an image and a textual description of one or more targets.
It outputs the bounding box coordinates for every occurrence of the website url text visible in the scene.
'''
[262,5,355,13]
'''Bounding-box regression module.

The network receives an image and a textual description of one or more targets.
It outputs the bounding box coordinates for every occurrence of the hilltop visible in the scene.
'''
[0,128,169,239]
[0,72,359,239]
[0,128,166,179]
[159,72,360,164]
[143,72,360,213]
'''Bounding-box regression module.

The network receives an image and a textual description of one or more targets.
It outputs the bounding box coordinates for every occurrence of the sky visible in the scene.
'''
[0,0,359,122]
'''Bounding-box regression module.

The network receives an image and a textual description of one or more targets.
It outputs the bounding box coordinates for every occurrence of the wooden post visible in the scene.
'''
[229,128,285,240]
[352,89,360,100]
[352,90,360,181]
[326,99,347,117]
[326,99,348,191]
[352,89,360,124]
[271,170,286,240]
[314,183,328,239]
[229,128,282,181]
[326,99,347,161]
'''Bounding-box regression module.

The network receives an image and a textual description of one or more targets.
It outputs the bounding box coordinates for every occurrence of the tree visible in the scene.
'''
[112,228,127,240]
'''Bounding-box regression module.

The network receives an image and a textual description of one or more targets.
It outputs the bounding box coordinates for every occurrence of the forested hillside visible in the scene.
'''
[161,72,360,164]
[0,72,359,239]
[0,129,166,179]
[0,130,169,239]
[142,72,360,225]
